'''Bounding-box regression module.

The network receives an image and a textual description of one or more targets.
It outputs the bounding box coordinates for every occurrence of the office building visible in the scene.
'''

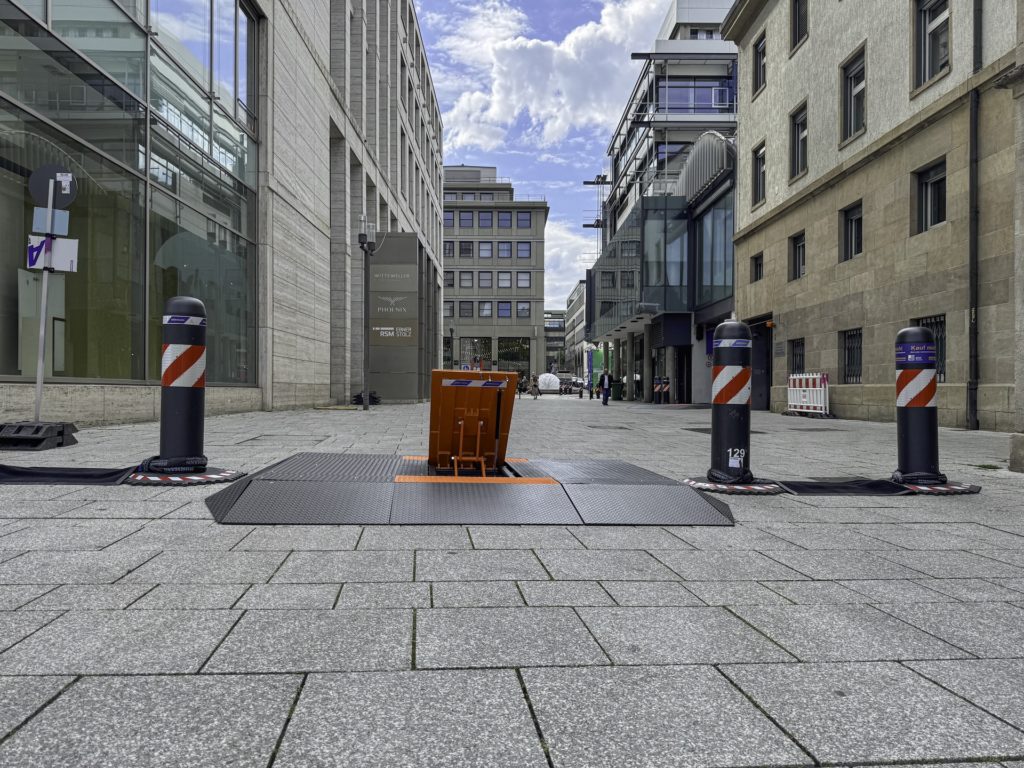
[0,0,443,424]
[544,310,566,374]
[565,280,589,380]
[723,0,1022,434]
[441,166,548,380]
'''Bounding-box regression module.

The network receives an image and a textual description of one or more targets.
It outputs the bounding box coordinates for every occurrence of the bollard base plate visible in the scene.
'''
[684,478,785,495]
[902,482,981,495]
[124,468,245,486]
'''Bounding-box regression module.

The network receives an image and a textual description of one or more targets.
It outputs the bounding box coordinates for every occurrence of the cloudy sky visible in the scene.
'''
[417,0,671,309]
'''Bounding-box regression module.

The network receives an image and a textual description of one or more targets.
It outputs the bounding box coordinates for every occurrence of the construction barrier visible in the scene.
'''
[787,372,830,416]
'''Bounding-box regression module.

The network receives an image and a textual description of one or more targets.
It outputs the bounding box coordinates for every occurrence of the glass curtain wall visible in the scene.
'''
[695,190,734,306]
[0,0,258,385]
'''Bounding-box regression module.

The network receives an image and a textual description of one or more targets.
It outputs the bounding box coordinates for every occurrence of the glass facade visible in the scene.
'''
[0,0,258,385]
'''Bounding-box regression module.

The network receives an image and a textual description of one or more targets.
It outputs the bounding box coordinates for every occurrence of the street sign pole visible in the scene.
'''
[32,179,55,423]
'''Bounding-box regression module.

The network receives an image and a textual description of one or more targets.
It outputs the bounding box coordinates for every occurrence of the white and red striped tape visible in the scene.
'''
[896,368,936,408]
[712,365,751,406]
[161,343,206,388]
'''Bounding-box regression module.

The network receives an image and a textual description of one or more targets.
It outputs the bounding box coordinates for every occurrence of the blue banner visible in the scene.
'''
[895,342,936,365]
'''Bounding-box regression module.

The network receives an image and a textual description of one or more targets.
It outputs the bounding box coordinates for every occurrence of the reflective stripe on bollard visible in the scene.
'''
[707,320,754,484]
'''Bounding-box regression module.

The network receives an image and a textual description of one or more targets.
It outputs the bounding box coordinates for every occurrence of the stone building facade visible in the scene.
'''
[723,0,1021,433]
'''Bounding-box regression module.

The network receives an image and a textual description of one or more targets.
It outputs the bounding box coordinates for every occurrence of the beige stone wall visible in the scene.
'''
[736,84,1017,430]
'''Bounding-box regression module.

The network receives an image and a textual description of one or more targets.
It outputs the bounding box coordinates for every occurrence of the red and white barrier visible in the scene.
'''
[787,372,829,416]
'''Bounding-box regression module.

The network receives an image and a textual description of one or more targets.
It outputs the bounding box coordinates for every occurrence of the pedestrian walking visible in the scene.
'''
[530,376,540,399]
[599,370,612,406]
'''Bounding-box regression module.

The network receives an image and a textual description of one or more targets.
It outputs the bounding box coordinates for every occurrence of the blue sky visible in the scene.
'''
[417,0,671,308]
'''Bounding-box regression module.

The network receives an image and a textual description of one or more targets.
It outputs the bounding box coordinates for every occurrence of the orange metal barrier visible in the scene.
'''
[428,370,518,473]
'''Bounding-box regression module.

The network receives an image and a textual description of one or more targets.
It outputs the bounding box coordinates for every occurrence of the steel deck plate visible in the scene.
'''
[217,480,393,525]
[510,459,679,485]
[261,453,419,482]
[565,484,735,526]
[390,483,583,525]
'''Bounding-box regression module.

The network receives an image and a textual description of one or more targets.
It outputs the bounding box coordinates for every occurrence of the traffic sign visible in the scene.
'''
[28,164,77,209]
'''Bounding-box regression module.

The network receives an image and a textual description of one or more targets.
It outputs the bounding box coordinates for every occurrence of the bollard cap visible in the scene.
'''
[895,326,933,345]
[713,319,751,341]
[164,296,207,319]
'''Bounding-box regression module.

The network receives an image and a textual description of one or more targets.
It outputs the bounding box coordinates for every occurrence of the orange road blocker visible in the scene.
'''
[428,370,518,473]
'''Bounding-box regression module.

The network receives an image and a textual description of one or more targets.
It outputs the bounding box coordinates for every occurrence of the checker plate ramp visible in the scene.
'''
[217,481,393,525]
[511,459,679,485]
[565,484,734,526]
[390,483,583,525]
[261,453,420,482]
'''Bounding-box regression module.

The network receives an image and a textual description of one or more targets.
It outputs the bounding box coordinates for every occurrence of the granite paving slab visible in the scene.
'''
[0,551,157,584]
[109,520,254,550]
[232,525,361,551]
[467,526,585,550]
[234,584,340,609]
[878,602,1024,657]
[876,550,1024,578]
[838,579,958,602]
[415,551,548,581]
[536,550,681,581]
[122,551,287,584]
[431,581,524,607]
[665,525,802,551]
[761,550,927,580]
[335,582,431,609]
[0,521,143,550]
[271,551,413,583]
[916,578,1024,602]
[358,525,472,550]
[759,580,866,604]
[0,611,64,652]
[650,550,810,581]
[0,585,55,610]
[518,580,615,607]
[682,581,790,606]
[567,526,693,550]
[0,675,74,740]
[22,584,154,610]
[127,584,249,610]
[908,659,1024,730]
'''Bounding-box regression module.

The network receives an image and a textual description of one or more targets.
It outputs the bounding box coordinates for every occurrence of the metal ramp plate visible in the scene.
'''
[511,459,679,485]
[564,484,734,526]
[390,483,583,525]
[217,481,393,525]
[261,453,420,482]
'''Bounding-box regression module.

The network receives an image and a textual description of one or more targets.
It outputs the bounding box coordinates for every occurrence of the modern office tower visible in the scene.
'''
[565,280,589,380]
[544,310,566,374]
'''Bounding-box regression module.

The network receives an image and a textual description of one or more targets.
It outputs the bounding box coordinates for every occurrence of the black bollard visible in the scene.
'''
[892,326,946,485]
[707,320,754,484]
[147,297,208,473]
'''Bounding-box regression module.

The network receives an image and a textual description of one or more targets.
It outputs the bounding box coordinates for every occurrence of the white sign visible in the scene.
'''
[31,207,69,236]
[55,172,73,195]
[27,236,79,273]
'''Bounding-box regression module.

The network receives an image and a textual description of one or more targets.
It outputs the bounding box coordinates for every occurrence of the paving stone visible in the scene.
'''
[519,581,615,607]
[764,525,898,550]
[0,521,143,550]
[915,578,1024,602]
[763,551,926,580]
[877,551,1024,578]
[233,525,361,551]
[122,551,287,584]
[665,525,802,550]
[650,550,809,581]
[431,581,524,607]
[160,501,215,520]
[682,581,790,606]
[971,550,1024,568]
[568,527,692,550]
[723,662,1024,764]
[59,501,185,519]
[272,551,413,583]
[274,670,547,768]
[0,551,156,584]
[879,602,1024,657]
[856,524,1000,550]
[577,608,793,665]
[416,608,608,668]
[0,610,239,674]
[536,550,681,581]
[0,551,25,565]
[0,674,299,768]
[23,584,154,610]
[0,585,55,610]
[335,582,430,609]
[468,526,584,549]
[128,584,249,609]
[358,526,471,550]
[761,580,867,604]
[110,520,254,550]
[204,610,412,673]
[0,611,63,652]
[0,676,74,741]
[908,659,1024,731]
[0,501,87,519]
[838,579,957,603]
[416,551,547,581]
[235,584,340,609]
[600,580,705,606]
[523,665,811,768]
[732,604,969,662]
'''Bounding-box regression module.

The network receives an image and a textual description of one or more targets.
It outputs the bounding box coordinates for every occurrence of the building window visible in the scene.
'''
[459,271,473,288]
[459,301,474,318]
[916,160,946,233]
[478,242,493,259]
[915,0,949,87]
[751,253,764,282]
[443,241,454,258]
[599,301,615,317]
[479,271,493,288]
[479,301,493,317]
[790,104,808,178]
[497,211,512,228]
[752,32,767,93]
[497,242,512,258]
[443,210,454,228]
[459,211,474,228]
[517,301,531,318]
[462,192,476,201]
[480,192,494,201]
[789,338,805,375]
[498,271,512,288]
[443,300,454,318]
[516,211,532,228]
[600,271,615,289]
[444,270,454,288]
[497,301,512,318]
[841,328,863,384]
[789,231,806,280]
[841,202,863,261]
[517,272,531,288]
[791,0,808,49]
[444,192,457,201]
[752,143,766,206]
[517,242,532,259]
[478,211,493,228]
[913,314,946,382]
[459,241,474,258]
[621,271,635,288]
[842,49,866,140]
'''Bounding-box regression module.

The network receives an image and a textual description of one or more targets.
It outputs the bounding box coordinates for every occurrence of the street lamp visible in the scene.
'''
[358,216,376,411]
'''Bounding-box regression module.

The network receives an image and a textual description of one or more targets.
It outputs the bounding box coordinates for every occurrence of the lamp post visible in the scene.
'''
[358,217,376,411]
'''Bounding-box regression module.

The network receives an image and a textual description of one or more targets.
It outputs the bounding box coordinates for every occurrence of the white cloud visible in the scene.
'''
[544,220,600,309]
[440,0,666,151]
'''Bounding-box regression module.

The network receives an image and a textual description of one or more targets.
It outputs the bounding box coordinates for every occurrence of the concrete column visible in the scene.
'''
[666,345,678,404]
[1010,58,1024,470]
[643,324,653,403]
[601,342,610,376]
[614,338,623,384]
[625,333,635,401]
